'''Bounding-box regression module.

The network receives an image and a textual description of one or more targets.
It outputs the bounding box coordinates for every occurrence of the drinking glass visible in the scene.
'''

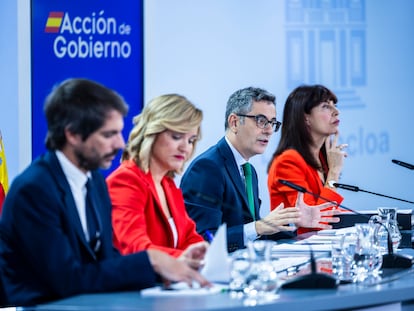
[353,223,383,284]
[229,248,252,296]
[243,240,279,303]
[331,231,357,283]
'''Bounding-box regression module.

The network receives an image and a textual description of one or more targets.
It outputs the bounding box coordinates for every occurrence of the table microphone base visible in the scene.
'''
[382,254,413,269]
[281,273,337,289]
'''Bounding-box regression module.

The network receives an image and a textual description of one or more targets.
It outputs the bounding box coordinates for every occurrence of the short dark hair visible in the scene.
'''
[44,78,129,150]
[225,87,276,130]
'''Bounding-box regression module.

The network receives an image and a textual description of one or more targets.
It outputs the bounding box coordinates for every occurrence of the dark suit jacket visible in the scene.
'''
[180,137,261,252]
[0,151,156,306]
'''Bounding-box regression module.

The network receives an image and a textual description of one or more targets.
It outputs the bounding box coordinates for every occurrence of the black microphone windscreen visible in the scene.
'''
[392,159,414,170]
[333,183,359,192]
[278,179,307,193]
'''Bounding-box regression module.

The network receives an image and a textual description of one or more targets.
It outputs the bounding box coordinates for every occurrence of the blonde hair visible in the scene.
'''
[124,94,203,177]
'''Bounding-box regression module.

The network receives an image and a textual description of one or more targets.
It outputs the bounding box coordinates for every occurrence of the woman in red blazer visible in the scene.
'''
[267,85,347,235]
[107,94,207,269]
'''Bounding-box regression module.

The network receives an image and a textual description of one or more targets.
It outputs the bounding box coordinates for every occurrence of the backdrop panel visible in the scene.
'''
[31,0,143,175]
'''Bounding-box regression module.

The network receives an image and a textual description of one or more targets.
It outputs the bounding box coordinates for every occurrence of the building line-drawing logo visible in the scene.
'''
[283,0,390,157]
[43,10,133,59]
[285,0,366,110]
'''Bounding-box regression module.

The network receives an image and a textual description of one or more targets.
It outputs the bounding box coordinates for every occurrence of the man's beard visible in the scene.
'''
[75,149,120,171]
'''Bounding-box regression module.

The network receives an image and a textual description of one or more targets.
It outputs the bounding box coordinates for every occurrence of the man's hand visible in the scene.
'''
[147,249,211,288]
[295,192,340,229]
[256,203,300,235]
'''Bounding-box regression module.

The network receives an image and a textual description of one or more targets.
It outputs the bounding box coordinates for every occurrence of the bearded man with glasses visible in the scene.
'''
[180,87,338,252]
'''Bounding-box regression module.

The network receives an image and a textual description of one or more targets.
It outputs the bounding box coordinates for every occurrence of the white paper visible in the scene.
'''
[272,257,310,272]
[140,282,228,297]
[297,234,342,244]
[200,223,230,283]
[317,227,356,236]
[272,243,332,253]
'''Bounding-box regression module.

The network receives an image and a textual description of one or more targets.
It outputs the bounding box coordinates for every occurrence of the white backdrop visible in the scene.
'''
[2,1,412,216]
[144,0,414,215]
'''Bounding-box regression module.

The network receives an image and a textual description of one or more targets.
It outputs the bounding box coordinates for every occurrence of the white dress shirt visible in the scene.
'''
[55,150,91,240]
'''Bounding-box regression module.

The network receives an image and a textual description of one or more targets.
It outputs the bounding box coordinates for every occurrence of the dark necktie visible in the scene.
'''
[85,178,101,254]
[242,162,256,220]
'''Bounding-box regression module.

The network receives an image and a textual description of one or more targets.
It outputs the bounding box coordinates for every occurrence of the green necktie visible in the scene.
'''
[242,162,255,220]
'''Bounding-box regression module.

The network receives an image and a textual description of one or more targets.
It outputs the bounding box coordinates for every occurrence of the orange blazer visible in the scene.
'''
[267,149,343,234]
[106,160,204,257]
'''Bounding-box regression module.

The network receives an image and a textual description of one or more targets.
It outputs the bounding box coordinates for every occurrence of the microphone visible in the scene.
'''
[327,181,413,269]
[276,179,340,288]
[280,242,337,289]
[333,182,414,205]
[392,159,414,170]
[278,179,413,270]
[278,179,355,213]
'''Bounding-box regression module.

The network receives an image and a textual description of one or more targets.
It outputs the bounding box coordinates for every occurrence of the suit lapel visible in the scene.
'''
[45,152,97,258]
[217,139,252,217]
[140,170,162,212]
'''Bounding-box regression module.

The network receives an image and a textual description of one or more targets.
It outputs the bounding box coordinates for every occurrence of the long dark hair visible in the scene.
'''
[267,84,337,173]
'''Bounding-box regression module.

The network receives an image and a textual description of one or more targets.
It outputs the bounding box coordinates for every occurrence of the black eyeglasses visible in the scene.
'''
[237,114,282,132]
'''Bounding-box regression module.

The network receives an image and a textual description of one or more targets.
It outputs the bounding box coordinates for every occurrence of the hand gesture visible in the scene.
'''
[325,132,347,177]
[256,203,300,235]
[147,249,211,288]
[179,241,209,270]
[295,192,340,229]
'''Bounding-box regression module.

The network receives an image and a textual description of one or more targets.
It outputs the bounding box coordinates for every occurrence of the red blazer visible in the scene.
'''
[106,160,204,257]
[267,149,343,234]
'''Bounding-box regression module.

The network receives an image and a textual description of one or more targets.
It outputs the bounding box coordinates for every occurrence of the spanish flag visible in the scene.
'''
[0,131,8,211]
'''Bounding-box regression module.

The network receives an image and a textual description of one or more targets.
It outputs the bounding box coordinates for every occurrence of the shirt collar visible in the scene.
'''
[224,137,249,175]
[55,150,90,188]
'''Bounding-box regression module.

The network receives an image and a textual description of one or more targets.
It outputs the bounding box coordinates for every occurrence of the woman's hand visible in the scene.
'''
[147,249,211,288]
[178,241,209,270]
[325,132,347,181]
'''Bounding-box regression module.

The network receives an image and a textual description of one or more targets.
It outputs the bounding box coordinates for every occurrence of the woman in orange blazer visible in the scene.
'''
[267,85,347,235]
[107,94,207,269]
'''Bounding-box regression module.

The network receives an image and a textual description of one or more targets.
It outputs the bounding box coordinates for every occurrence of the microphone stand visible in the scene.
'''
[280,241,337,289]
[188,188,338,288]
[333,183,414,205]
[278,179,413,269]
